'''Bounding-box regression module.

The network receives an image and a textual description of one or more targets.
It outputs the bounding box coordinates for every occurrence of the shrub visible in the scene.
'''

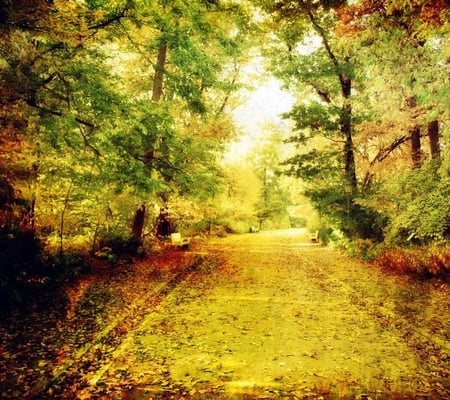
[383,161,450,245]
[345,238,378,260]
[0,227,91,313]
[42,252,91,282]
[373,246,450,280]
[426,247,450,277]
[98,231,141,256]
[307,185,388,242]
[0,227,43,273]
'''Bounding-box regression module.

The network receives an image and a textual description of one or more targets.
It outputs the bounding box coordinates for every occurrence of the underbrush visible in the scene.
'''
[98,231,143,256]
[338,236,450,281]
[0,226,158,315]
[336,238,380,260]
[372,246,450,281]
[0,227,91,314]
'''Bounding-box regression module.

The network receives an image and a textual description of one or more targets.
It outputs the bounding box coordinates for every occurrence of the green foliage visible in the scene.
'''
[348,204,387,242]
[85,0,109,9]
[285,102,340,134]
[282,148,341,182]
[289,215,307,228]
[306,185,387,242]
[1,0,448,264]
[253,0,450,253]
[0,0,252,251]
[337,238,379,261]
[43,252,92,281]
[98,230,142,257]
[383,161,450,245]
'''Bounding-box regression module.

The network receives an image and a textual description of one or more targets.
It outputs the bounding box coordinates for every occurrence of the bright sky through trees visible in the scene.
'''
[226,76,295,161]
[224,30,322,163]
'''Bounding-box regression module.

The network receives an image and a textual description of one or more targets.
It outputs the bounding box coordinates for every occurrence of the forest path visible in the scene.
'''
[1,229,449,399]
[79,229,450,399]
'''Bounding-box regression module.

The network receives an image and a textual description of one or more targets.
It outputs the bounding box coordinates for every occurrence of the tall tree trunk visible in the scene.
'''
[146,42,167,166]
[152,42,167,102]
[338,71,357,192]
[132,203,146,239]
[341,99,357,191]
[428,119,440,160]
[410,125,421,169]
[59,182,73,256]
[307,7,357,192]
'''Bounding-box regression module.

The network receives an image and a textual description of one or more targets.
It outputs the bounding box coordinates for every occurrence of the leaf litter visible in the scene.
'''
[0,229,449,399]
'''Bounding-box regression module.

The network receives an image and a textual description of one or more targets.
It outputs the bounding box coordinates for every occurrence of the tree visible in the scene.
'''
[250,0,449,242]
[0,0,252,246]
[337,0,449,176]
[336,0,450,243]
[255,0,357,189]
[250,0,366,237]
[247,127,295,229]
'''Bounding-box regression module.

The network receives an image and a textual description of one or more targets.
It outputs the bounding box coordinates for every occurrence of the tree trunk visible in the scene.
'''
[152,42,167,102]
[307,9,357,192]
[132,203,146,239]
[59,183,73,256]
[410,125,421,169]
[428,119,440,160]
[341,98,357,192]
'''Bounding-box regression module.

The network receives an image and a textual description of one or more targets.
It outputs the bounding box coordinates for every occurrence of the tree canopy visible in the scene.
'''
[0,0,449,258]
[0,0,253,240]
[250,0,449,245]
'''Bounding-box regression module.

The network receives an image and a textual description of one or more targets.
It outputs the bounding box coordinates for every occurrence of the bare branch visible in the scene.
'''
[78,124,102,158]
[323,134,346,144]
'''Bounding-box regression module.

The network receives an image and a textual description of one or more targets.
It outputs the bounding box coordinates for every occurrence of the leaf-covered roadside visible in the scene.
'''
[0,245,209,399]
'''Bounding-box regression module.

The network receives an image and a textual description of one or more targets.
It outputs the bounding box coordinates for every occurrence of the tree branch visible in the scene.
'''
[25,98,102,156]
[302,2,351,97]
[369,135,409,167]
[217,62,240,116]
[78,124,102,158]
[88,5,129,31]
[307,81,332,104]
[323,134,346,144]
[117,21,153,63]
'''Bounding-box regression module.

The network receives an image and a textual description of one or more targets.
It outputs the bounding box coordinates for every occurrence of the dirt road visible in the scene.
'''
[1,229,449,399]
[76,229,449,399]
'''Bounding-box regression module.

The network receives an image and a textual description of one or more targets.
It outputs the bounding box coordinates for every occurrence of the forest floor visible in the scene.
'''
[0,229,449,399]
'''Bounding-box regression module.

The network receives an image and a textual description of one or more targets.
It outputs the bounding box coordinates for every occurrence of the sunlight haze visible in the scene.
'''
[226,77,295,162]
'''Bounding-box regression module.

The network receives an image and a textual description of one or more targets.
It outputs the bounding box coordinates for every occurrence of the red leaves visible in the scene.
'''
[374,246,450,280]
[427,250,450,276]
